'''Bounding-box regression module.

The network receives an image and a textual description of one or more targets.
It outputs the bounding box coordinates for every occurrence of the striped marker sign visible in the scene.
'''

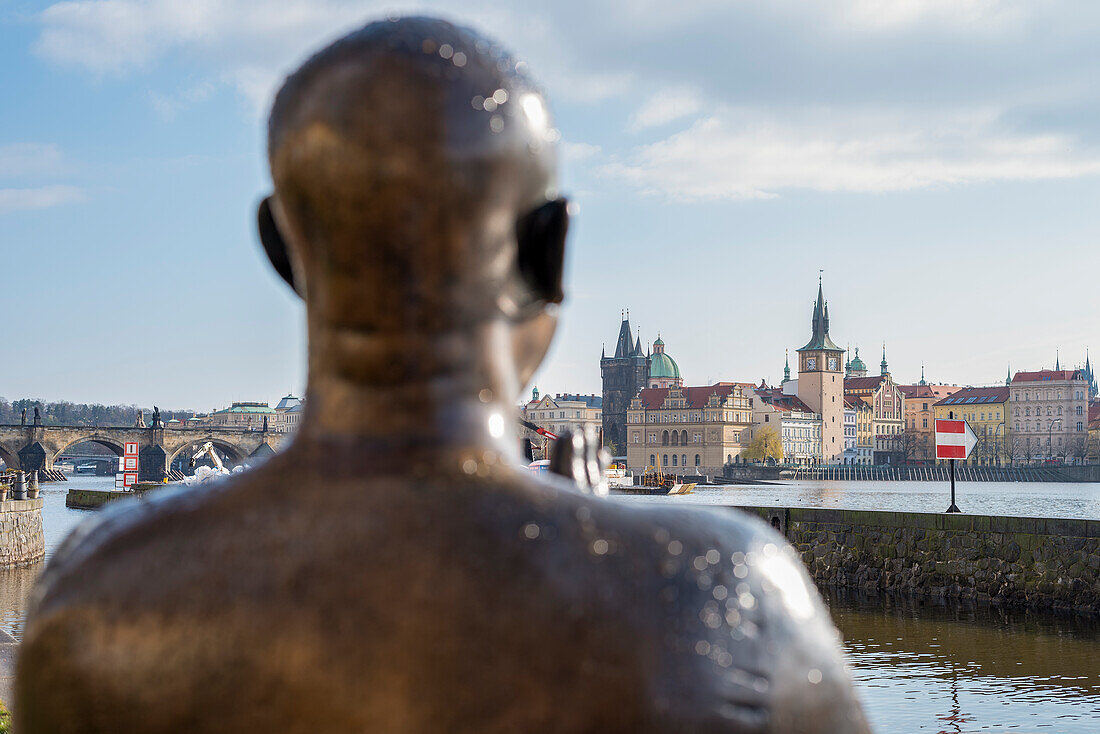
[935,419,978,460]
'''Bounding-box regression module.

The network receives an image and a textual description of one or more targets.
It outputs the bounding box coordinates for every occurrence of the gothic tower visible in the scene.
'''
[796,279,845,463]
[600,311,648,457]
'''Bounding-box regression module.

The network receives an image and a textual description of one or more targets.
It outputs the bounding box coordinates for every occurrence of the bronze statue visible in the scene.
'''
[16,17,869,733]
[150,405,163,429]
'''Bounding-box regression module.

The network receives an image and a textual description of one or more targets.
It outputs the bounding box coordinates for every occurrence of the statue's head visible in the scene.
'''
[259,17,567,390]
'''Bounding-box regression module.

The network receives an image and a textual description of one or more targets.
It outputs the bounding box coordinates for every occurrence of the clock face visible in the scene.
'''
[806,358,817,371]
[828,358,838,371]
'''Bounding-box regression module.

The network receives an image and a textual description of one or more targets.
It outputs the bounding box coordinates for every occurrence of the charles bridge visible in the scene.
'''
[0,425,293,481]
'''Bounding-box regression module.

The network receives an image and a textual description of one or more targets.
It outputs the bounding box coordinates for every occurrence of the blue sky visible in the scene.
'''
[2,0,1098,410]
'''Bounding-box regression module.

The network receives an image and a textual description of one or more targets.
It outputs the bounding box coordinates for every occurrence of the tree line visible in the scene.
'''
[0,398,195,427]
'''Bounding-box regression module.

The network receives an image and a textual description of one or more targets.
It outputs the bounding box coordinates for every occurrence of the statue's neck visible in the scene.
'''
[294,319,524,467]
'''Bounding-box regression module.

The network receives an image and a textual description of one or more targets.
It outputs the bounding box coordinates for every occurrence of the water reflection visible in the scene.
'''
[826,589,1100,733]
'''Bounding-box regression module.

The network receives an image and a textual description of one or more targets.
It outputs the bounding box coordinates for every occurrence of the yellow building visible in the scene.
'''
[899,376,963,461]
[933,386,1009,465]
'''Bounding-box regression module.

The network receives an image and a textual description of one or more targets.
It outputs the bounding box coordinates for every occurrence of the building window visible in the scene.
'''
[662,430,669,446]
[662,455,668,467]
[649,454,655,466]
[695,454,701,466]
[1078,422,1084,431]
[682,454,687,467]
[672,455,677,466]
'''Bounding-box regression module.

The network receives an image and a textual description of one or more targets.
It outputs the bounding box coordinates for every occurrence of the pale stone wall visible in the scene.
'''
[735,505,1100,614]
[0,499,45,569]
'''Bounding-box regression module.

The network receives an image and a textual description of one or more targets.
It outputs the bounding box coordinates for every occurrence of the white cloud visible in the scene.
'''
[0,143,66,178]
[601,106,1100,200]
[629,88,703,131]
[34,0,633,113]
[0,185,85,214]
[149,80,216,119]
[561,141,601,161]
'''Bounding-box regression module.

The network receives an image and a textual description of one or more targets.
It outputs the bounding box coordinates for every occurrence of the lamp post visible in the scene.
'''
[1047,418,1062,463]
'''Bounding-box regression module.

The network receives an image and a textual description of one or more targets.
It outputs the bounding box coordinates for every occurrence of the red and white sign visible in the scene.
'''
[935,419,978,460]
[122,473,138,487]
[124,442,138,457]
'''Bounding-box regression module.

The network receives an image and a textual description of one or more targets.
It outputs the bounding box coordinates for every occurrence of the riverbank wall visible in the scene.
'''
[735,506,1100,615]
[724,463,1100,482]
[0,499,44,569]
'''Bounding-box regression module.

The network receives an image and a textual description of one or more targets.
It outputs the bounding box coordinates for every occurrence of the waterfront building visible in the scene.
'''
[625,382,753,477]
[521,388,603,459]
[844,347,905,464]
[753,385,823,465]
[208,401,276,430]
[933,386,1010,465]
[899,370,963,461]
[1008,368,1090,462]
[793,280,846,463]
[600,312,648,457]
[843,396,873,464]
[272,394,303,433]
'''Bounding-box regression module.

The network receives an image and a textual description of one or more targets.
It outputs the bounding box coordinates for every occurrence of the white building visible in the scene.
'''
[520,388,603,457]
[753,383,823,466]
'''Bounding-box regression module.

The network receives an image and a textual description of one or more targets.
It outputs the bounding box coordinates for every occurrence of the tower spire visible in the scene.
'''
[1055,348,1060,371]
[1006,364,1012,385]
[880,342,888,376]
[919,364,926,385]
[783,349,791,383]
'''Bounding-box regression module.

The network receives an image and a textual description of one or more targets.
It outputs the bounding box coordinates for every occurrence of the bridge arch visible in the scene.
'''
[52,436,127,464]
[167,438,248,470]
[0,442,19,470]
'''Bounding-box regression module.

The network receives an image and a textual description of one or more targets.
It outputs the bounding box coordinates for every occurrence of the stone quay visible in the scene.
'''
[738,506,1100,614]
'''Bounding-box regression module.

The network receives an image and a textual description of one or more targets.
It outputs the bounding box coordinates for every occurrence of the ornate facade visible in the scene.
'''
[626,383,753,477]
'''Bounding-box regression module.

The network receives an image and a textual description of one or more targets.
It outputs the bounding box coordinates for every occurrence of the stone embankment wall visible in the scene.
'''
[0,498,45,569]
[735,506,1100,614]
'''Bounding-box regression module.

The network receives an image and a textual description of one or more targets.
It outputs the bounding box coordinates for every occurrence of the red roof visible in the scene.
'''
[845,376,887,391]
[635,382,748,410]
[754,387,815,414]
[898,384,962,400]
[1012,369,1083,382]
[1089,403,1100,422]
[934,386,1009,407]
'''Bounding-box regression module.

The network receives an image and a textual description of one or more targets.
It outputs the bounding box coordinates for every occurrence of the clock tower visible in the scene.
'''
[796,278,845,463]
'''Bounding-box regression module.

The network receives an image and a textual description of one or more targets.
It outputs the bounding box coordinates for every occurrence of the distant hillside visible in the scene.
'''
[0,398,194,427]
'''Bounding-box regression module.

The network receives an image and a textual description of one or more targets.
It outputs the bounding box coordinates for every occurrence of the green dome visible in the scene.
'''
[650,352,681,379]
[849,349,867,372]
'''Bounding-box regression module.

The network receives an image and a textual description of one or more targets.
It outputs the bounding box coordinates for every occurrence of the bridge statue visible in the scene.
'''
[135,410,146,428]
[32,407,40,426]
[16,17,868,733]
[20,407,25,426]
[150,406,164,429]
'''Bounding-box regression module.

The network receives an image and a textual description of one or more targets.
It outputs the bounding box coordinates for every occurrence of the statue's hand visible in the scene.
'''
[548,426,610,496]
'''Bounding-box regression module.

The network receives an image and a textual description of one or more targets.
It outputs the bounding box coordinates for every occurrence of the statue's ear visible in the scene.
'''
[258,195,299,295]
[516,197,568,305]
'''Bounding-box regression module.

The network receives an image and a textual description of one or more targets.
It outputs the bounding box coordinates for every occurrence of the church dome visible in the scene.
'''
[649,336,681,379]
[849,349,867,373]
[650,352,681,379]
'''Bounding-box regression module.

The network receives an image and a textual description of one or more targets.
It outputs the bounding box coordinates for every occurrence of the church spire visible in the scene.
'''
[798,274,842,353]
[1055,348,1060,371]
[1006,364,1012,385]
[783,350,791,383]
[919,364,926,386]
[880,342,888,376]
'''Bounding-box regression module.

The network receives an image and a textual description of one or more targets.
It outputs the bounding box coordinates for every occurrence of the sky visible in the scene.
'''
[1,0,1099,411]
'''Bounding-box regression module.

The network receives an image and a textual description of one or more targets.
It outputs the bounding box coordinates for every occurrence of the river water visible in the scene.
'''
[2,477,1098,731]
